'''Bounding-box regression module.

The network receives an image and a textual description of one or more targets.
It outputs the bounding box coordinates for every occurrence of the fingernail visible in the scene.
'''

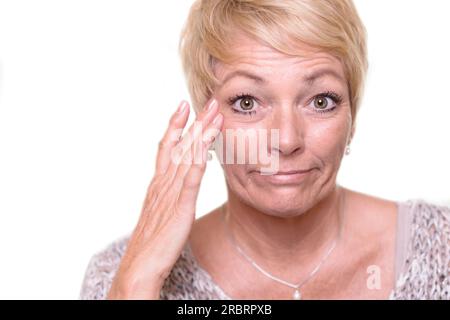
[207,99,217,111]
[213,113,222,125]
[177,101,187,113]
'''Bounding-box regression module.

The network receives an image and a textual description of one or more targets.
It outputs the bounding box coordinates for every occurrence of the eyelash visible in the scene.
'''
[314,91,343,113]
[227,92,258,116]
[226,91,343,115]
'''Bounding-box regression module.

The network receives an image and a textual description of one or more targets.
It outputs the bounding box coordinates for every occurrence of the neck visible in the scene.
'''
[223,184,345,269]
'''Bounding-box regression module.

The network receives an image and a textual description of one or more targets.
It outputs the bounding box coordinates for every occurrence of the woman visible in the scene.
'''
[80,0,449,300]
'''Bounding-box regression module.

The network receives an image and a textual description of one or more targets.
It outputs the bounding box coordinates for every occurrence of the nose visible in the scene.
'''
[268,104,304,156]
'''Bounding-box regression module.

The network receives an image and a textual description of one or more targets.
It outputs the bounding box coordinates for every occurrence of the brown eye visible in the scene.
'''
[314,96,328,109]
[240,97,254,110]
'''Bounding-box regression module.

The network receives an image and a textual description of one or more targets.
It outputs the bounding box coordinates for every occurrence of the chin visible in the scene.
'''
[249,190,314,218]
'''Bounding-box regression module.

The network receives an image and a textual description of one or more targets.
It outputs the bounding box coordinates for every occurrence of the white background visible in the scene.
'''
[0,0,449,299]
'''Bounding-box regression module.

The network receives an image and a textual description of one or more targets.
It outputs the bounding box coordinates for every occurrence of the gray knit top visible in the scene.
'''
[79,199,450,300]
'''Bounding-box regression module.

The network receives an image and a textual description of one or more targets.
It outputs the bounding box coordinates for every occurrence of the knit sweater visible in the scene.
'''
[79,199,450,300]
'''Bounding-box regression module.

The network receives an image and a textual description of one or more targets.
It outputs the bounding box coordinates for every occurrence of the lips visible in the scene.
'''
[252,169,313,175]
[250,168,315,185]
[272,169,312,175]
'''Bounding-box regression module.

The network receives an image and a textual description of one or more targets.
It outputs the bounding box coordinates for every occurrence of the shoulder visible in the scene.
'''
[78,235,223,300]
[408,199,450,260]
[403,199,450,249]
[408,199,450,226]
[394,199,450,299]
[79,235,130,300]
[344,188,398,239]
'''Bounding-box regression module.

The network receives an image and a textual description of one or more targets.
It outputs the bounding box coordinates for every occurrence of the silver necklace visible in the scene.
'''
[221,187,345,300]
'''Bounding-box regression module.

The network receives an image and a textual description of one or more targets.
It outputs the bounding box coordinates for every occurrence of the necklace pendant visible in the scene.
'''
[293,289,302,300]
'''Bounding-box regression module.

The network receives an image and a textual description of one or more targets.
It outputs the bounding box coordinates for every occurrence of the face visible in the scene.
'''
[211,32,353,217]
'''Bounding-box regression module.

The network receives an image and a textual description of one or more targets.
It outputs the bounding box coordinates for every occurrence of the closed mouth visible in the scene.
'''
[253,169,313,175]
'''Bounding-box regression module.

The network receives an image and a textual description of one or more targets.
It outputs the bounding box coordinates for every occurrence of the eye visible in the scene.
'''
[239,97,255,111]
[227,93,258,116]
[309,91,343,113]
[314,96,329,109]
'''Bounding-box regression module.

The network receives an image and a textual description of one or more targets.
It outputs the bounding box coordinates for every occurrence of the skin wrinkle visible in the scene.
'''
[76,0,450,300]
[80,0,450,299]
[215,33,350,258]
[186,32,398,300]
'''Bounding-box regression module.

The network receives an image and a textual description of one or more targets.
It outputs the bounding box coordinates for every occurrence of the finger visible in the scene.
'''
[139,100,217,222]
[164,98,219,182]
[139,112,223,238]
[139,99,220,229]
[174,113,223,217]
[155,100,190,176]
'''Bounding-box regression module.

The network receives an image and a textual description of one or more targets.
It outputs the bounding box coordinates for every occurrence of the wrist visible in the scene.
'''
[107,275,165,300]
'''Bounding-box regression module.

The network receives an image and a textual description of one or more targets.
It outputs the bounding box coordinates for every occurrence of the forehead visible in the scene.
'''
[214,32,345,85]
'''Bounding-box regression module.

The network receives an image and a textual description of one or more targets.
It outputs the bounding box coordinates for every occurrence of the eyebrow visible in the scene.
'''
[221,70,266,85]
[304,69,346,86]
[220,68,345,86]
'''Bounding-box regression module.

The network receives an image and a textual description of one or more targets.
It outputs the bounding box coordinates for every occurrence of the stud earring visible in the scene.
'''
[345,145,351,156]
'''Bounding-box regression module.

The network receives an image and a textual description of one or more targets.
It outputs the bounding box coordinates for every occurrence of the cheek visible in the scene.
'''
[306,117,350,163]
[220,119,267,162]
[218,120,270,186]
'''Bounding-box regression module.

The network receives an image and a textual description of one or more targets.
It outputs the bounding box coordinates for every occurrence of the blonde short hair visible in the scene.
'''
[178,0,368,121]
